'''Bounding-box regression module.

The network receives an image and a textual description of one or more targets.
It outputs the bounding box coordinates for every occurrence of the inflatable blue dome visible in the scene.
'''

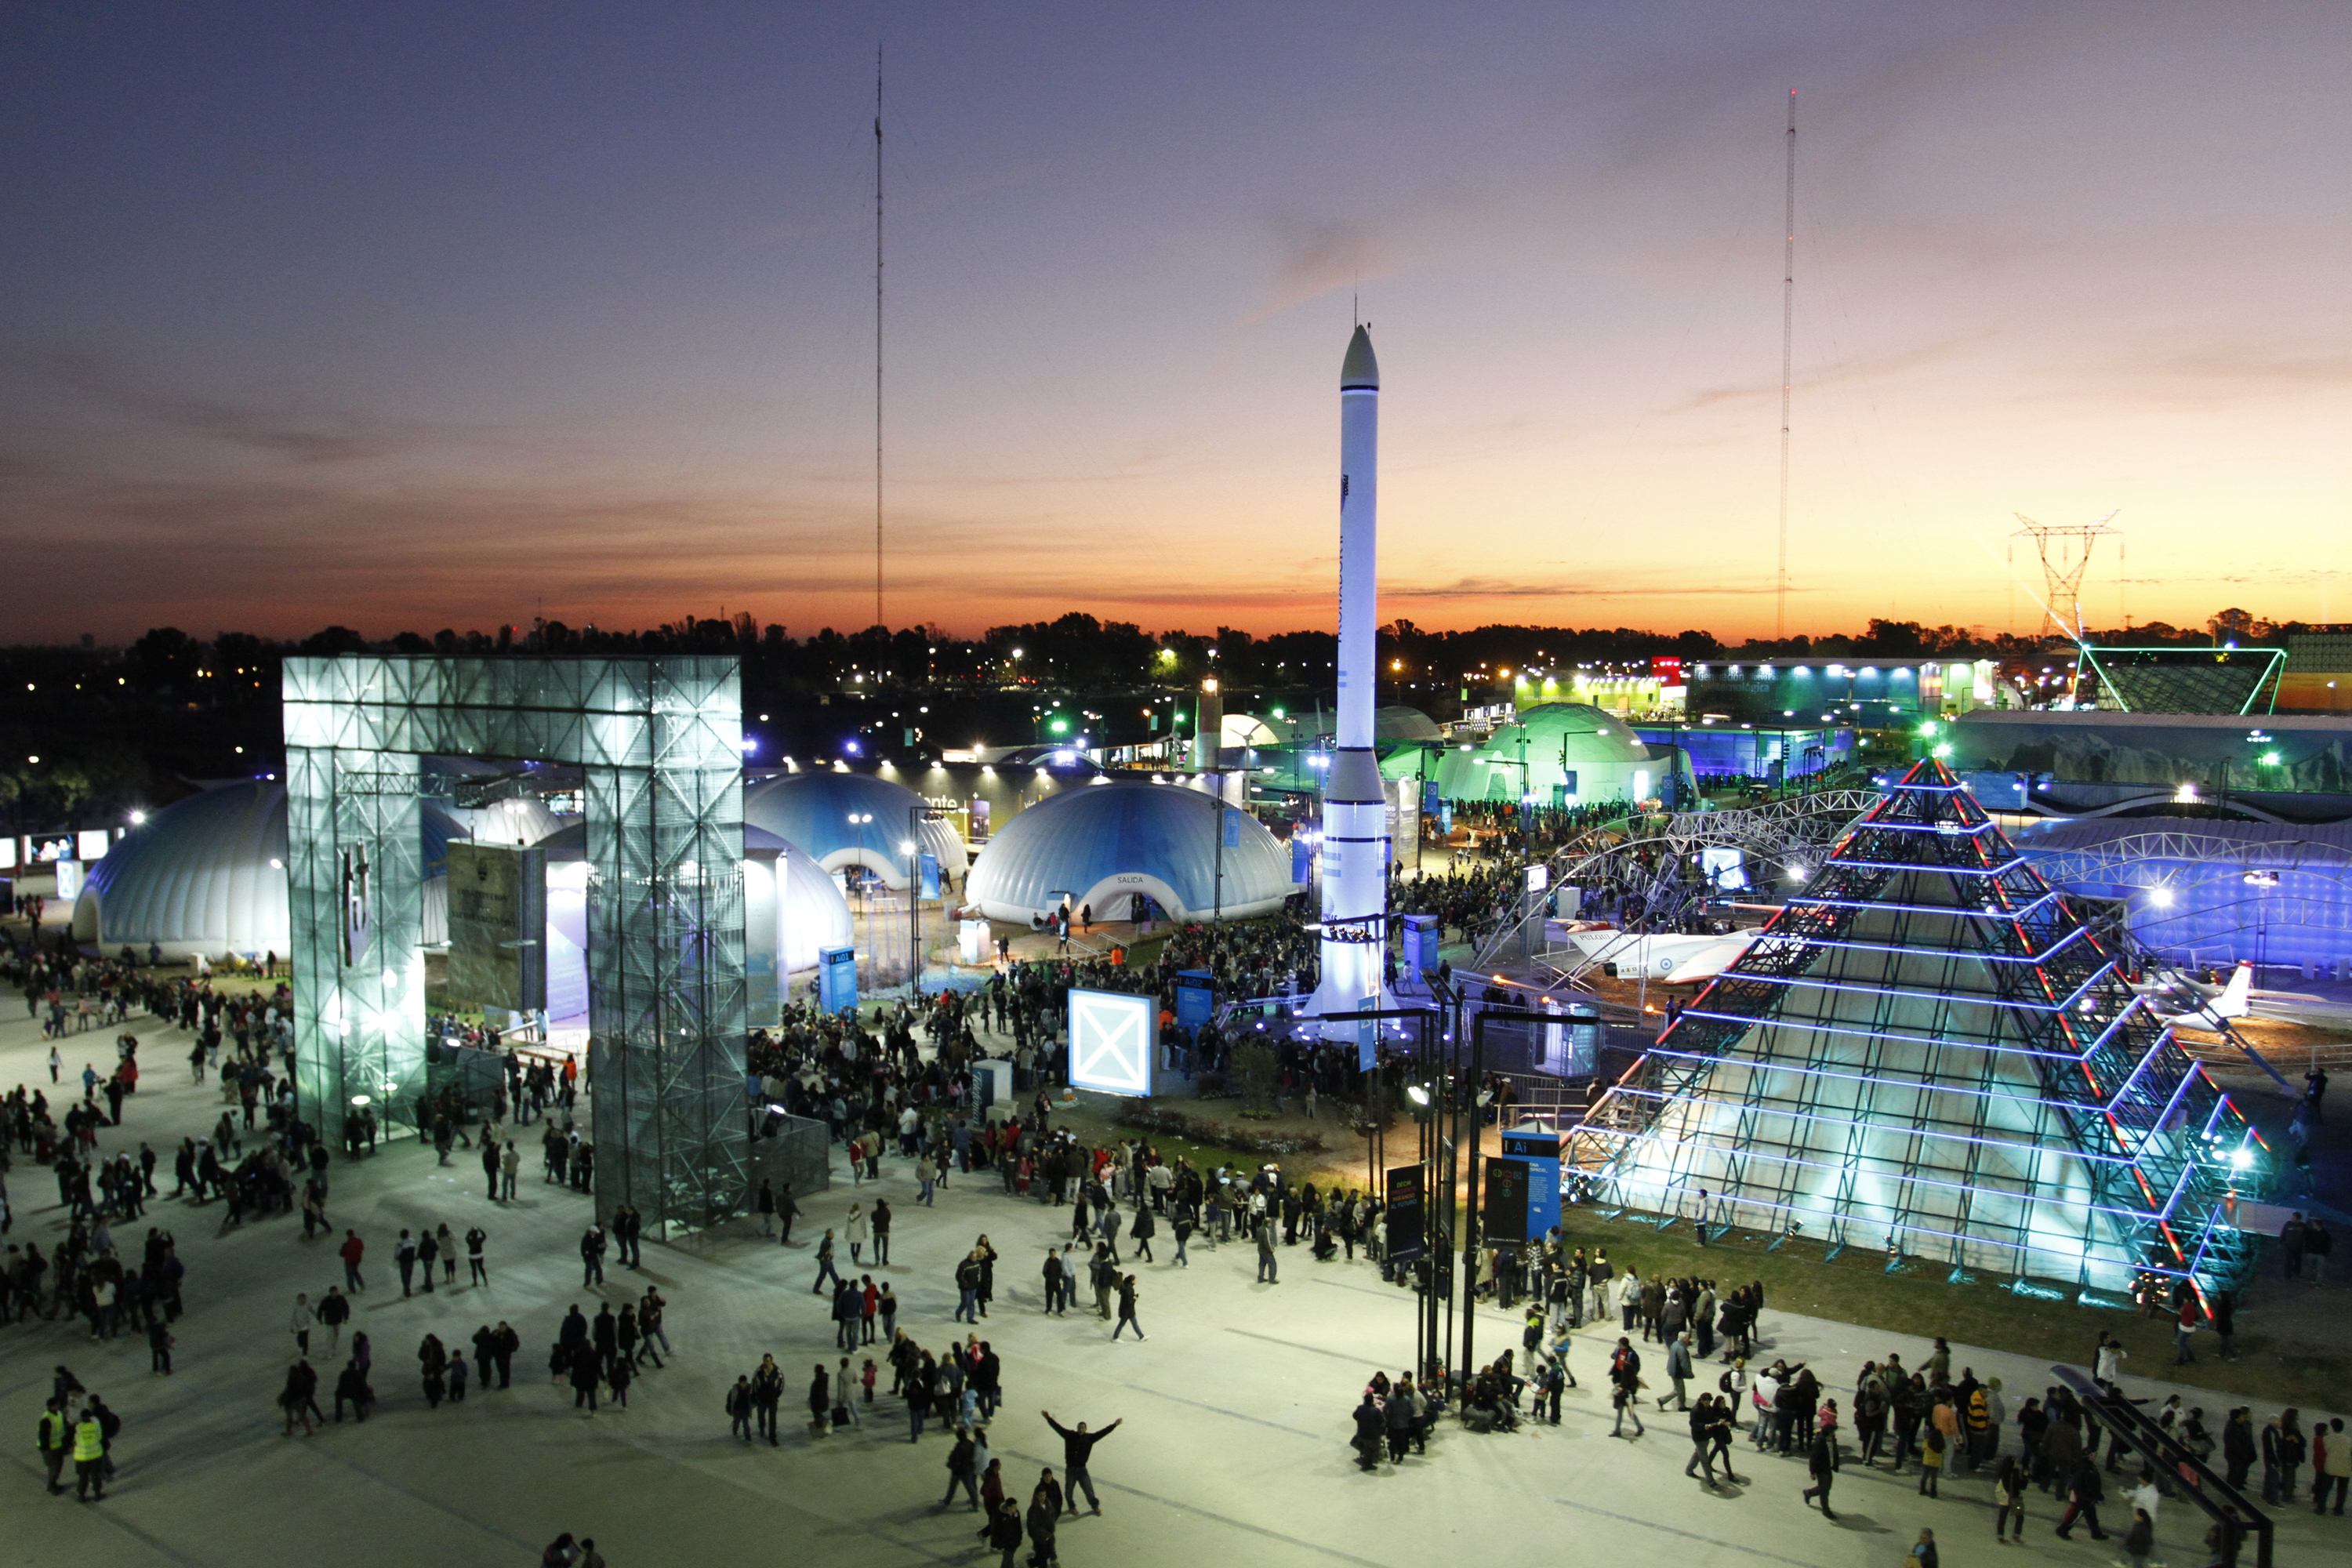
[72,781,289,960]
[964,779,1297,924]
[742,770,967,890]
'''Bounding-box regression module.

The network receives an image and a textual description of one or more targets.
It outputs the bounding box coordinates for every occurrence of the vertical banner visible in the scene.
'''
[339,844,373,967]
[1356,994,1379,1071]
[1481,1157,1531,1244]
[1384,1163,1427,1261]
[919,851,941,900]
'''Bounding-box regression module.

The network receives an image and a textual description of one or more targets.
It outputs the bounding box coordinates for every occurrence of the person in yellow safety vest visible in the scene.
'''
[38,1398,70,1494]
[73,1412,106,1500]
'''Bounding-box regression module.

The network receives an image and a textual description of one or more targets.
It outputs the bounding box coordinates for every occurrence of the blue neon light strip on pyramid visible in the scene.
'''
[1569,757,2265,1296]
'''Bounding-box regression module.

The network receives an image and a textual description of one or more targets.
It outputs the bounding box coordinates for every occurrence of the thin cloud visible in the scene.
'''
[1388,576,1788,600]
[33,349,471,465]
[1667,333,1992,416]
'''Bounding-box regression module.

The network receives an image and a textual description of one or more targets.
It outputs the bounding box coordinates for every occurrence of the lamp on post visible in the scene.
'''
[1456,1003,1544,1403]
[906,804,946,996]
[846,813,876,989]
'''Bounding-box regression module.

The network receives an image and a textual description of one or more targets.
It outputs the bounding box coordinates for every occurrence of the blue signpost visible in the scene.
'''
[1499,1128,1563,1240]
[818,945,858,1015]
[1175,969,1214,1034]
[1400,913,1439,989]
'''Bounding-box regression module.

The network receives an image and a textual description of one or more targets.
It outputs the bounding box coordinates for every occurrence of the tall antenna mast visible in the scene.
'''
[873,44,884,632]
[1776,88,1796,641]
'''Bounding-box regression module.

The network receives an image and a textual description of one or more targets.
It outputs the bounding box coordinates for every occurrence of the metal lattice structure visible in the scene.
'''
[285,656,747,1234]
[2016,827,2352,970]
[2075,645,2285,715]
[1475,789,1882,973]
[1566,759,2264,1298]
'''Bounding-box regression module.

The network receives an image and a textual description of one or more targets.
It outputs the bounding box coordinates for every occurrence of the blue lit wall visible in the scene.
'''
[1636,725,1854,779]
[1686,661,1929,725]
[2011,818,2352,975]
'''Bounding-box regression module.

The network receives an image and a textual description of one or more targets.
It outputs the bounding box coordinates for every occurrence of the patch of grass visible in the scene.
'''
[1555,1211,2347,1411]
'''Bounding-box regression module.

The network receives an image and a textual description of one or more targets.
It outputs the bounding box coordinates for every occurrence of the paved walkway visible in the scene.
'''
[2,994,2340,1566]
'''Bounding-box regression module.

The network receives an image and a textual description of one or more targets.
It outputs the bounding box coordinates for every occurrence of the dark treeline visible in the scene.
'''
[0,604,2318,833]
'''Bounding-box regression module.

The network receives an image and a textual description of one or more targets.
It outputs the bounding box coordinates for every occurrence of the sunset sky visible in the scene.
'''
[2,3,2345,646]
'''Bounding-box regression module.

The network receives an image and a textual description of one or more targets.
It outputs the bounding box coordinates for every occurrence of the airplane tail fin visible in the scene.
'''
[2209,961,2254,1019]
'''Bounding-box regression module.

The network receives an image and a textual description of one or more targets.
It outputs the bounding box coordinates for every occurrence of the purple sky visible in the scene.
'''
[2,2,2345,644]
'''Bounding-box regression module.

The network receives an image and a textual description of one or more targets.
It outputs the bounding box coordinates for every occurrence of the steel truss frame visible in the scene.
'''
[1475,789,1883,974]
[285,656,747,1234]
[1566,760,2263,1297]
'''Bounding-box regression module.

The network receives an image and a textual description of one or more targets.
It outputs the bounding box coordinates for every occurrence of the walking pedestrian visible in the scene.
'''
[1112,1274,1145,1340]
[1684,1396,1721,1487]
[1801,1426,1838,1517]
[812,1229,842,1295]
[2055,1456,2110,1540]
[1994,1453,2028,1541]
[1027,1477,1061,1567]
[1610,1338,1645,1438]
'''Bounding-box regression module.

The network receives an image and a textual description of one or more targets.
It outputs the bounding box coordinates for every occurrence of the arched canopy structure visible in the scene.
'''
[742,770,967,889]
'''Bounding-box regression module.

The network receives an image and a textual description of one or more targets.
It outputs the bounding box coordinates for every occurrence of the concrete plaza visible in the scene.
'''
[3,996,2336,1568]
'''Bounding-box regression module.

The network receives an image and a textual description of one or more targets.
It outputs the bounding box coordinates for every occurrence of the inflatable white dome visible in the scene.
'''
[73,781,289,961]
[964,779,1297,924]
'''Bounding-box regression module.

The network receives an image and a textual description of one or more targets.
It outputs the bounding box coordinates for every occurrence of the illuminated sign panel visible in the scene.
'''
[1068,988,1155,1096]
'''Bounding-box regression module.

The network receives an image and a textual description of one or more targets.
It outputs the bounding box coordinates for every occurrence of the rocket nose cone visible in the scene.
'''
[1341,325,1379,390]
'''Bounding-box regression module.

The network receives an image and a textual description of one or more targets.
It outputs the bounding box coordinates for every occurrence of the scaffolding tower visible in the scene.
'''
[285,655,748,1235]
[1569,758,2265,1298]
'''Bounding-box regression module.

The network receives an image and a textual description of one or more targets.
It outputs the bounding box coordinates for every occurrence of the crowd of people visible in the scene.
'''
[1352,1222,2352,1555]
[8,898,2347,1568]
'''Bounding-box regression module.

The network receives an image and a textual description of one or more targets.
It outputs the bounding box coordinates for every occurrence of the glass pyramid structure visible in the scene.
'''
[1570,758,2264,1298]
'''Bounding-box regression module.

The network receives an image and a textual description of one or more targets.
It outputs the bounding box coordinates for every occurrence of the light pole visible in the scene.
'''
[1200,771,1226,924]
[906,803,944,993]
[848,810,876,983]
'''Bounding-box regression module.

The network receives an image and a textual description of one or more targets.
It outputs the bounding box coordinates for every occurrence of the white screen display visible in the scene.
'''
[1068,988,1155,1096]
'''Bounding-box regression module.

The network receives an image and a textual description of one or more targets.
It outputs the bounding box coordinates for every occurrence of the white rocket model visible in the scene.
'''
[1312,324,1396,1036]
